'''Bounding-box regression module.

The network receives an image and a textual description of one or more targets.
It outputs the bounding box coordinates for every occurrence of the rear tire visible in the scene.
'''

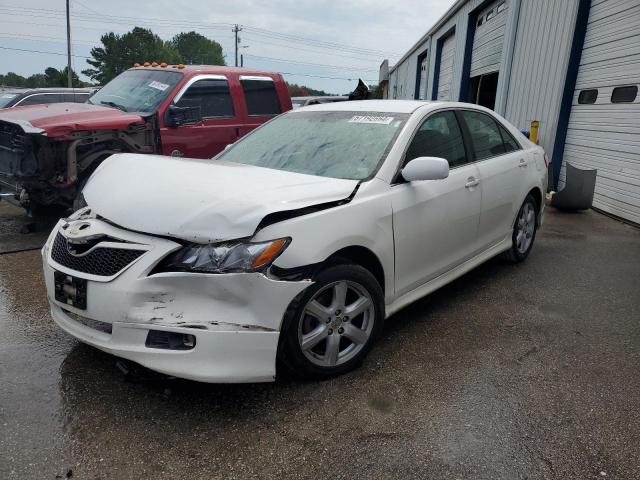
[278,263,384,380]
[504,194,538,263]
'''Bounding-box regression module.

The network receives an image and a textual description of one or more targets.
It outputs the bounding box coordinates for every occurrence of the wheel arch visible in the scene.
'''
[526,186,543,224]
[323,245,386,294]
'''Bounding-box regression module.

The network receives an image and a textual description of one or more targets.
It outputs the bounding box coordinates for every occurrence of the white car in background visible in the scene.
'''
[42,100,547,383]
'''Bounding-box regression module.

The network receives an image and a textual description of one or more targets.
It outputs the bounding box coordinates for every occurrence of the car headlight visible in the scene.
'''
[158,238,290,274]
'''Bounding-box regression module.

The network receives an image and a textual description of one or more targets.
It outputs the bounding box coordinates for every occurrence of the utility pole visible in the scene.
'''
[65,0,72,87]
[233,24,242,67]
[240,54,243,67]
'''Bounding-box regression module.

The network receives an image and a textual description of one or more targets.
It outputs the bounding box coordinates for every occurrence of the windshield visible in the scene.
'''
[0,92,20,108]
[218,111,408,180]
[87,69,182,113]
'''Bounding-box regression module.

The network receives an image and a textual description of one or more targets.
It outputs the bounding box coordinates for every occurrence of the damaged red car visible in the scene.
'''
[0,65,291,213]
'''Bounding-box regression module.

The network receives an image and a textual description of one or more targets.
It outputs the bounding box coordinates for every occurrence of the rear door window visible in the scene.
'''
[175,78,234,117]
[405,111,467,167]
[460,110,507,160]
[498,124,521,152]
[75,93,91,103]
[17,94,63,106]
[240,77,281,116]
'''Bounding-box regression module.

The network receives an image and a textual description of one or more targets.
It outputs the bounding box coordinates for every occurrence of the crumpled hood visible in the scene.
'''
[84,153,359,243]
[0,102,145,138]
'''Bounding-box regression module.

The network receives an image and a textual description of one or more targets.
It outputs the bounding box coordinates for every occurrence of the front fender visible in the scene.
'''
[254,179,394,301]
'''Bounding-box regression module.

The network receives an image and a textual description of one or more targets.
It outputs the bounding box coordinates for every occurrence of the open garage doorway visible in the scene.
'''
[468,71,499,110]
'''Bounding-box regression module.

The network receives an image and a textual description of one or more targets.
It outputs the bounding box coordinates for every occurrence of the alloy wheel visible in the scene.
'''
[516,202,536,254]
[297,280,375,367]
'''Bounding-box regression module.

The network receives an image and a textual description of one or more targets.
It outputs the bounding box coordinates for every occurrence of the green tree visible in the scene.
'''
[0,68,87,88]
[286,82,329,96]
[171,31,225,65]
[0,72,27,87]
[83,27,180,84]
[24,73,48,88]
[43,67,84,87]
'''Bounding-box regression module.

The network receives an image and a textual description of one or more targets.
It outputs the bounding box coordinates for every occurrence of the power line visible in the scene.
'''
[0,44,90,58]
[0,9,388,62]
[0,33,376,74]
[0,4,401,57]
[277,71,376,82]
[244,54,377,73]
[0,44,375,82]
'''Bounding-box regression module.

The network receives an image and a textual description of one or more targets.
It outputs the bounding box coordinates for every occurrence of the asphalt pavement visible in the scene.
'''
[1,205,639,479]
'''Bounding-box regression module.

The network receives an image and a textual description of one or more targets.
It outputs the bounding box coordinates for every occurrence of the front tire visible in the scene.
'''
[279,263,384,379]
[504,194,538,262]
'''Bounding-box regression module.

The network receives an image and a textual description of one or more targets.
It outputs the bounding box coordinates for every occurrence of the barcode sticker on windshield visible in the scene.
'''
[348,115,394,125]
[148,81,170,91]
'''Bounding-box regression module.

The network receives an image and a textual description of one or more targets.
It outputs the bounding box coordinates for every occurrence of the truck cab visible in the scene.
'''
[0,65,291,212]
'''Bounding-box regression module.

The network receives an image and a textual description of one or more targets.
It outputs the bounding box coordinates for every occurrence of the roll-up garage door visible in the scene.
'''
[437,34,456,100]
[470,0,508,77]
[563,0,640,224]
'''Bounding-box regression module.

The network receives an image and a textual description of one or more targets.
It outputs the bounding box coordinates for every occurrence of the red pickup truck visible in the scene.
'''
[0,65,292,212]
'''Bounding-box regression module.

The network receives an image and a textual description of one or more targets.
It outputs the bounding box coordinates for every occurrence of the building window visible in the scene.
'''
[486,8,495,21]
[240,78,281,116]
[496,2,506,14]
[611,85,638,104]
[578,89,598,104]
[477,16,484,27]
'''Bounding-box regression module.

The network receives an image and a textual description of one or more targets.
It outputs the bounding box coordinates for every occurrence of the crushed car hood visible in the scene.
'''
[0,103,145,138]
[83,153,359,243]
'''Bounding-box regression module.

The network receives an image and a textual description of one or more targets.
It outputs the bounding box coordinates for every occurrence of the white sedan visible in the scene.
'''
[42,100,547,383]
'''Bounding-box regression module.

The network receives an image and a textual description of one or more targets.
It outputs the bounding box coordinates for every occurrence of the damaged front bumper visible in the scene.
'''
[42,218,311,383]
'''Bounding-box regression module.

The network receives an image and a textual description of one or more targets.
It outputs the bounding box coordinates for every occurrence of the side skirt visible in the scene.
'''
[385,237,511,318]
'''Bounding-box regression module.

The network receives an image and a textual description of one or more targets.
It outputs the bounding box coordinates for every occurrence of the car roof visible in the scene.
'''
[1,87,96,94]
[292,100,512,116]
[292,96,348,101]
[291,100,445,114]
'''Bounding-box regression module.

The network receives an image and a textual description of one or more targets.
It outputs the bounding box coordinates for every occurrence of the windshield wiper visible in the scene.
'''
[100,101,128,112]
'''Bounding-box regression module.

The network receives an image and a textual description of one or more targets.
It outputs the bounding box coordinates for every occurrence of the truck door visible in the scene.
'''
[237,76,284,137]
[160,75,242,158]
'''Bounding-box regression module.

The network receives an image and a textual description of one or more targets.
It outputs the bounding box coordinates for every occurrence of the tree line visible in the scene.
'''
[83,28,225,84]
[1,27,364,96]
[0,67,88,88]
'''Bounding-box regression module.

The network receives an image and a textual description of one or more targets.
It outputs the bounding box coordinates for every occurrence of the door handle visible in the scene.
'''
[465,177,479,188]
[519,158,528,168]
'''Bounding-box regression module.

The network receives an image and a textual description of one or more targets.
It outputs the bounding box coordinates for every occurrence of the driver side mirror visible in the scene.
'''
[401,157,449,182]
[166,104,202,127]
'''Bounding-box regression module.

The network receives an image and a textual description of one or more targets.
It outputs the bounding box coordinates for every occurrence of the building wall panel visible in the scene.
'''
[504,0,580,159]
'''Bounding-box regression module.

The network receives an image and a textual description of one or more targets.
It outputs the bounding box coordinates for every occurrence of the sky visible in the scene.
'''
[0,0,454,94]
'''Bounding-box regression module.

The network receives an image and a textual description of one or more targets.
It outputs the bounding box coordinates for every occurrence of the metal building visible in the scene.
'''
[380,0,640,224]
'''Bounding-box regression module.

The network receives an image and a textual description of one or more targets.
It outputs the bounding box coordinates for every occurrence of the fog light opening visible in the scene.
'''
[145,330,196,350]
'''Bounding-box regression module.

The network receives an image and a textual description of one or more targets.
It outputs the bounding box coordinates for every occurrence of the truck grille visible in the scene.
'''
[51,233,145,276]
[0,121,28,153]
